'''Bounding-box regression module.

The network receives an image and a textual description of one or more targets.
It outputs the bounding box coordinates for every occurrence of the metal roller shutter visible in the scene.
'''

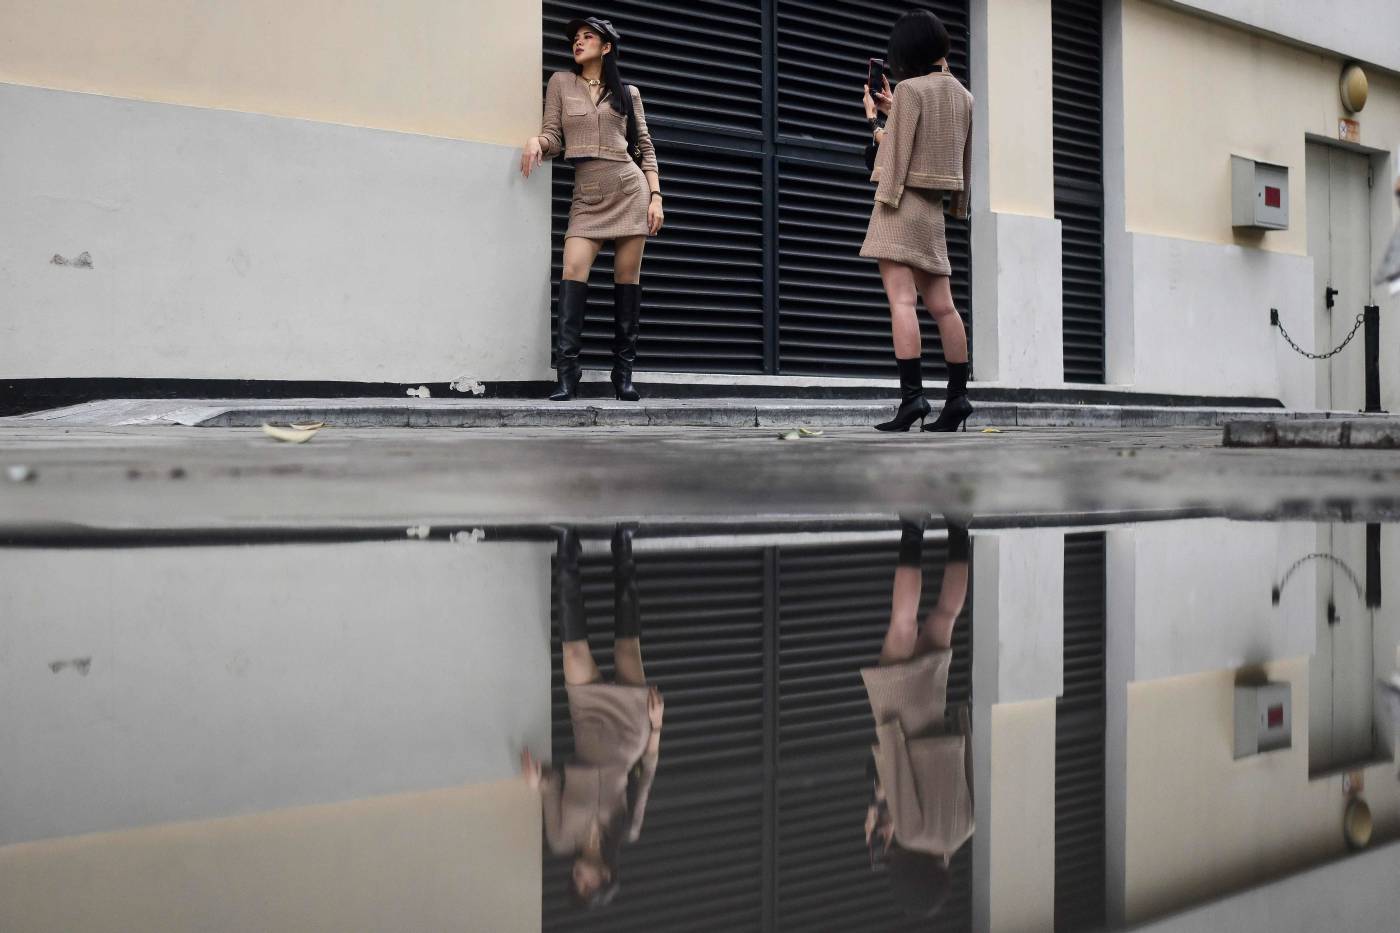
[776,537,973,931]
[775,0,973,379]
[543,533,975,930]
[544,1,972,380]
[1055,532,1107,932]
[1053,0,1107,384]
[543,2,768,374]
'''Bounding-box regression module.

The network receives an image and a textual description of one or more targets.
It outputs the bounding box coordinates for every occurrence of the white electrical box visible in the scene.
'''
[1234,682,1292,758]
[1232,156,1289,230]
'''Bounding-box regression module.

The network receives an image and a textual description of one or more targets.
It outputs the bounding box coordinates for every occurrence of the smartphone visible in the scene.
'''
[867,57,885,95]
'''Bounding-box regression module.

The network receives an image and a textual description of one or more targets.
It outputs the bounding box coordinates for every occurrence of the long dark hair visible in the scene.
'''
[887,9,951,81]
[570,21,641,159]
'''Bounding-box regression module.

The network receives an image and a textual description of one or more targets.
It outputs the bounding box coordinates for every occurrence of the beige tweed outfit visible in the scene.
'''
[862,649,974,858]
[539,71,659,241]
[860,66,973,276]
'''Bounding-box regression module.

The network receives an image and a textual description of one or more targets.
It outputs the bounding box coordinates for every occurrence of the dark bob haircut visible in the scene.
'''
[885,845,952,918]
[887,9,952,81]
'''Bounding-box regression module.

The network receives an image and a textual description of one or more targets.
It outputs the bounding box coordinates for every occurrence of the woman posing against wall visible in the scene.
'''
[522,16,664,402]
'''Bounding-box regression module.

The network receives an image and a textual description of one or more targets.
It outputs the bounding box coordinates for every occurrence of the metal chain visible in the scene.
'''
[1274,311,1365,360]
[1275,552,1366,602]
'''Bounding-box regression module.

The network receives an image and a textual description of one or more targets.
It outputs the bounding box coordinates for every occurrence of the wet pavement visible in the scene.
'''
[1,424,1400,526]
[2,425,1400,932]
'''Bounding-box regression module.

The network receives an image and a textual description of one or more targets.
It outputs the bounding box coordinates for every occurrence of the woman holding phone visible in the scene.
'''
[861,10,974,432]
[521,16,664,402]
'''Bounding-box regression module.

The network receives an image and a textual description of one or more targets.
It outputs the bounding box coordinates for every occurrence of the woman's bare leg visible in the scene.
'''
[613,235,647,285]
[879,259,923,359]
[914,270,968,364]
[614,638,646,686]
[562,236,603,283]
[563,641,602,686]
[916,559,969,654]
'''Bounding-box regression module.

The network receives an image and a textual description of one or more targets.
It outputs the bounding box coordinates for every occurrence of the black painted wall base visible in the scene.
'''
[2,376,1284,417]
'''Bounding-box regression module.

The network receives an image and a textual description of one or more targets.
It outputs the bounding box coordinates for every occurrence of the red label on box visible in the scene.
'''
[1264,186,1281,208]
[1267,705,1284,728]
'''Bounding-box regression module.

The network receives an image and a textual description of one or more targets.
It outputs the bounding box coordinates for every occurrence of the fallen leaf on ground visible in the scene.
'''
[289,421,325,431]
[261,423,321,444]
[779,430,801,441]
[798,427,824,437]
[980,427,1001,434]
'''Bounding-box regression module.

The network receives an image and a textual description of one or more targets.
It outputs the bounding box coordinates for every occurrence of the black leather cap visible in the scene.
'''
[564,16,621,44]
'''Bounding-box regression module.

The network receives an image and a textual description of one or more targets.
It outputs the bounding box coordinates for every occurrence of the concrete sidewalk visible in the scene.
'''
[2,396,1386,430]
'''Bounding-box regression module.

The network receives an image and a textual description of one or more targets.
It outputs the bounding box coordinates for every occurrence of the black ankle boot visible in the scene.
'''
[611,284,642,402]
[923,361,973,433]
[550,280,588,401]
[876,357,931,432]
[897,515,928,567]
[554,527,589,643]
[611,523,640,639]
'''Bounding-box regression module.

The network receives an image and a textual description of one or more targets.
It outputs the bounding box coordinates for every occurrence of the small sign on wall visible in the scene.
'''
[1339,118,1362,144]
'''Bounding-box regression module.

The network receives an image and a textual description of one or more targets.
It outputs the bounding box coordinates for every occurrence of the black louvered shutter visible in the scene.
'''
[1052,0,1106,383]
[545,1,971,380]
[544,545,767,931]
[776,538,973,932]
[1055,532,1107,932]
[543,2,768,374]
[775,1,972,379]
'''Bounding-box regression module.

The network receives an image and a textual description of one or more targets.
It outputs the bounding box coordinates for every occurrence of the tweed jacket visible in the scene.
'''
[539,749,660,855]
[870,67,973,219]
[539,71,659,174]
[871,712,974,858]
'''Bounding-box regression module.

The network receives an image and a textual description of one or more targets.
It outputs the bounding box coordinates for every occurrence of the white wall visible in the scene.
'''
[0,82,553,384]
[1161,0,1400,74]
[0,540,551,845]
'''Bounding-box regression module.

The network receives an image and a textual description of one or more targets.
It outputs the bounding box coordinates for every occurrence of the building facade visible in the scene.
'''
[2,1,1398,409]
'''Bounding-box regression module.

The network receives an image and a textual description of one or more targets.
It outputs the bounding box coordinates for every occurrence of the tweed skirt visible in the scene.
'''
[566,681,652,766]
[859,188,951,276]
[861,649,952,739]
[566,158,650,241]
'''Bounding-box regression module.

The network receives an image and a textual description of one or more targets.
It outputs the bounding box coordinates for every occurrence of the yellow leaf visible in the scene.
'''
[980,427,1001,434]
[261,423,321,444]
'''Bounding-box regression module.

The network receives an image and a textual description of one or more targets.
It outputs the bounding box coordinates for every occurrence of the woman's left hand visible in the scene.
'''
[520,749,543,789]
[648,198,664,236]
[875,76,894,114]
[647,686,665,729]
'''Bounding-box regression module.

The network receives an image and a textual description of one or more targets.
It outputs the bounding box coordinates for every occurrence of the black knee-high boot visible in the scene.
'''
[898,515,928,567]
[554,527,588,644]
[611,284,642,402]
[612,523,641,639]
[550,280,588,402]
[875,357,932,432]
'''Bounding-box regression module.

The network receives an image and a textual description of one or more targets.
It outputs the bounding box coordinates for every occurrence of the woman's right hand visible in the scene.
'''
[521,137,544,178]
[862,84,878,122]
[520,748,543,788]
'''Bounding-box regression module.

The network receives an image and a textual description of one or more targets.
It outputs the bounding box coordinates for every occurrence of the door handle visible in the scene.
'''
[1325,286,1338,309]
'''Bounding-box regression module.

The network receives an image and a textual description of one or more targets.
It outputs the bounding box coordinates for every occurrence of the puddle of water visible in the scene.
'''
[2,513,1397,932]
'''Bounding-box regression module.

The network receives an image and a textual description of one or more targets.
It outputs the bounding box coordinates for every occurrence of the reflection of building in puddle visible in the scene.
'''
[0,516,1396,932]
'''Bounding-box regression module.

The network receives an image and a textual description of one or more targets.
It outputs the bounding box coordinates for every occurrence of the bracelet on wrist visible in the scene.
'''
[650,191,662,200]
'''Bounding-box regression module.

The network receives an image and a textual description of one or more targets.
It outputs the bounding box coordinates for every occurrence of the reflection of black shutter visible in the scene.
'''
[543,2,768,374]
[1055,532,1107,932]
[1053,0,1106,384]
[544,0,971,380]
[776,537,973,932]
[775,1,973,379]
[544,532,975,930]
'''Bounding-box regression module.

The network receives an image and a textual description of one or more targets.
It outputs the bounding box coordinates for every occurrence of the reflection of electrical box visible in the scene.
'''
[1235,682,1292,758]
[1231,156,1289,230]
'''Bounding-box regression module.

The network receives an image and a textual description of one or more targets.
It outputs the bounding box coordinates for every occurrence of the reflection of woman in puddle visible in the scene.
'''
[520,524,663,909]
[863,515,972,918]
